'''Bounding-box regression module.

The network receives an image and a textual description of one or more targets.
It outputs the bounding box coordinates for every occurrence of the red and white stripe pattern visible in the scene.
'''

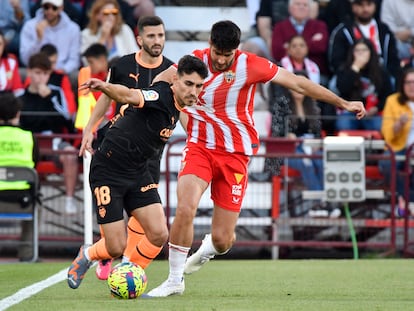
[186,49,279,156]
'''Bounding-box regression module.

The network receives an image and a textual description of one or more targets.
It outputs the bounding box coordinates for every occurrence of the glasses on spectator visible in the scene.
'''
[354,48,369,53]
[404,80,414,85]
[42,4,58,11]
[102,8,119,16]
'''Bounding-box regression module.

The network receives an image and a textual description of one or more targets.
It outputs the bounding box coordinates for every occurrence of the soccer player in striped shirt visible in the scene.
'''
[148,20,366,297]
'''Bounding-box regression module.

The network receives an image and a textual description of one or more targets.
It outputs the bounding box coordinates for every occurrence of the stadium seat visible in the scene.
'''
[0,166,40,262]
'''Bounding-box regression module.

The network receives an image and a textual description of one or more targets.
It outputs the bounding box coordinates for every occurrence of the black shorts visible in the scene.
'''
[89,146,161,225]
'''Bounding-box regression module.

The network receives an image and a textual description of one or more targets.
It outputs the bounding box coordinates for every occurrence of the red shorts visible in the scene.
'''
[178,142,249,212]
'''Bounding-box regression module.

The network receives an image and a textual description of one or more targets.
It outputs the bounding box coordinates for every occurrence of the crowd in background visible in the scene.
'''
[2,0,414,217]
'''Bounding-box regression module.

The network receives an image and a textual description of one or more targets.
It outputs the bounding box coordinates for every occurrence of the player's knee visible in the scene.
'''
[146,224,169,247]
[107,242,126,258]
[212,232,235,253]
[175,203,197,222]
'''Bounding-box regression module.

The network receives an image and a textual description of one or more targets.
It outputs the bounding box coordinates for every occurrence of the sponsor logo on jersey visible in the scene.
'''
[129,72,139,82]
[234,173,244,184]
[232,184,242,196]
[232,196,241,204]
[142,90,160,101]
[141,183,159,192]
[160,127,174,141]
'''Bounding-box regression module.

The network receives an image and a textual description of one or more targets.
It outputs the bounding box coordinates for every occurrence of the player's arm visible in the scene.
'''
[273,67,366,119]
[179,112,188,132]
[152,65,177,85]
[79,78,143,107]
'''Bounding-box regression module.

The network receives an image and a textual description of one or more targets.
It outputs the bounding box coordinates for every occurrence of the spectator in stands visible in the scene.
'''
[271,0,330,85]
[280,34,320,84]
[20,0,81,76]
[23,43,77,118]
[0,0,31,56]
[380,0,414,61]
[75,43,114,132]
[240,0,290,60]
[380,67,414,217]
[80,0,138,65]
[335,38,393,131]
[30,0,83,26]
[19,52,79,215]
[403,39,414,70]
[0,91,39,261]
[328,0,400,85]
[0,31,24,96]
[319,0,382,34]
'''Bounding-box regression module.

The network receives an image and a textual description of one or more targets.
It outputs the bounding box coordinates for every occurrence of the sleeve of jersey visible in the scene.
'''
[132,89,145,108]
[248,54,279,84]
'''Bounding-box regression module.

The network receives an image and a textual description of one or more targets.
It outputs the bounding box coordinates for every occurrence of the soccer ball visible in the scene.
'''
[107,262,147,299]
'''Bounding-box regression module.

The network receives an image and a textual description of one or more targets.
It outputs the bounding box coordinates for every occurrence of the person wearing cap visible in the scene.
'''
[328,0,401,85]
[19,0,81,76]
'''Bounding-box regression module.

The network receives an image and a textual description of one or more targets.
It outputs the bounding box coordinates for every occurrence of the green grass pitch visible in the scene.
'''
[1,259,413,311]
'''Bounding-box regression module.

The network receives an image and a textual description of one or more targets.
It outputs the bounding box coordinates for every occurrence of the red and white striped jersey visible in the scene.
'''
[185,48,279,156]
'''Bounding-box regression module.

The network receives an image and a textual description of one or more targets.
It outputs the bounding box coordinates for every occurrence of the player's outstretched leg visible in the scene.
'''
[184,234,216,274]
[95,258,113,280]
[67,245,93,289]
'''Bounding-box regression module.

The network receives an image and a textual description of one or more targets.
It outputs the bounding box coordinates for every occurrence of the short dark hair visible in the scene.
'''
[210,20,241,51]
[0,91,22,121]
[82,43,108,58]
[177,55,208,79]
[40,43,58,57]
[137,15,164,34]
[28,52,51,70]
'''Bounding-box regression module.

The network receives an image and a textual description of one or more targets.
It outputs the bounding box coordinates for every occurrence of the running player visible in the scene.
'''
[88,15,176,280]
[147,20,366,297]
[67,54,208,290]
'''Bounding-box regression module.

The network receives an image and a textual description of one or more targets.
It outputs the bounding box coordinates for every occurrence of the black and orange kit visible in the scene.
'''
[90,81,181,224]
[104,52,175,183]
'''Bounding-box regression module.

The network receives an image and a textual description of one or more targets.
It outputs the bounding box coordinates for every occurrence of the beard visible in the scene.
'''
[356,16,373,24]
[142,43,163,57]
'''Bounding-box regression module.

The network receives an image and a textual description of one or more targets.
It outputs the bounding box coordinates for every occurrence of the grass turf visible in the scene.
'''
[1,259,413,311]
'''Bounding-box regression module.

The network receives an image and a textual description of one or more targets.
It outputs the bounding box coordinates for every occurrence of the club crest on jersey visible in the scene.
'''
[142,90,159,101]
[224,70,235,83]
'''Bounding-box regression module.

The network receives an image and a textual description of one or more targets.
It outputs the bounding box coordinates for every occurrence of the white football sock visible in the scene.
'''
[201,234,229,257]
[168,242,190,283]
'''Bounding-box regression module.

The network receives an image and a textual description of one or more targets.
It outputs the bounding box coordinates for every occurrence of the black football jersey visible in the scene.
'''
[109,52,175,113]
[100,81,181,165]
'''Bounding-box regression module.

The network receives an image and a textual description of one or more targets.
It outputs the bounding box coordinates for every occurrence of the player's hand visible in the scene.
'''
[79,131,95,156]
[345,101,366,120]
[79,78,104,92]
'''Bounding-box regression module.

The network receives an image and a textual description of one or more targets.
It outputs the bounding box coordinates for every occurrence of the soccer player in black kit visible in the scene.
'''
[87,15,176,279]
[67,55,208,290]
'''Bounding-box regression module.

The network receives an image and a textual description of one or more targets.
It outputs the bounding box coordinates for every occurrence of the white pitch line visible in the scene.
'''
[0,268,67,311]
